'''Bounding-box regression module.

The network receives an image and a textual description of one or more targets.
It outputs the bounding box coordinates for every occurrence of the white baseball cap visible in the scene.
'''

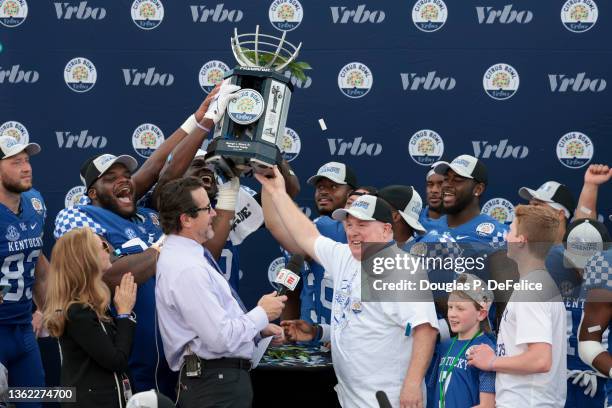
[518,181,575,219]
[332,194,394,224]
[0,136,41,159]
[563,219,610,269]
[307,162,357,187]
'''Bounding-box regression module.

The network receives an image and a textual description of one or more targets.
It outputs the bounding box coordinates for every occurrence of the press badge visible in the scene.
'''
[121,377,133,401]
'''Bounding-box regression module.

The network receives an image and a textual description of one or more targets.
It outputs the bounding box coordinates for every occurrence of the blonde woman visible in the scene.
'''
[44,228,137,408]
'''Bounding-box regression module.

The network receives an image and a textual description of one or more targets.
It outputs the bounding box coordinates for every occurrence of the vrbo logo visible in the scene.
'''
[0,65,39,84]
[476,4,533,24]
[56,130,108,149]
[549,73,606,92]
[328,137,382,157]
[330,5,385,24]
[283,70,311,89]
[122,68,174,86]
[54,2,106,20]
[190,4,243,22]
[400,71,456,91]
[472,139,528,159]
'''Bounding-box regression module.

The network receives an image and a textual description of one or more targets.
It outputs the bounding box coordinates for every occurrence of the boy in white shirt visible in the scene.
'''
[468,204,567,407]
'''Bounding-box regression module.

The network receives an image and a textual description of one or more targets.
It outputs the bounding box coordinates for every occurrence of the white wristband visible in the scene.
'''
[320,323,331,343]
[180,114,198,134]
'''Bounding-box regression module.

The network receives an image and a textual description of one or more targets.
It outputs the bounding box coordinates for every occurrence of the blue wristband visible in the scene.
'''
[116,314,130,319]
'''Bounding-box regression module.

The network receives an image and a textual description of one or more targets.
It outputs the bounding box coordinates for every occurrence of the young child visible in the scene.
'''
[435,273,496,408]
[468,205,567,408]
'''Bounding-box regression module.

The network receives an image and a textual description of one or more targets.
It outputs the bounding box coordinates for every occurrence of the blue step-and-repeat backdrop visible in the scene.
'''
[2,0,611,307]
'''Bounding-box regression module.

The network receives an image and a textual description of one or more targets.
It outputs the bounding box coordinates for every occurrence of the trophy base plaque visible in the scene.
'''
[206,67,293,178]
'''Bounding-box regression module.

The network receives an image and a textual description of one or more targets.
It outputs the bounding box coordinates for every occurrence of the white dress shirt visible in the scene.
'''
[155,234,268,371]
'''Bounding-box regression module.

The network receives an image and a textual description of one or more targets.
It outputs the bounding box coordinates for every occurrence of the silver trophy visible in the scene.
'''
[205,25,302,177]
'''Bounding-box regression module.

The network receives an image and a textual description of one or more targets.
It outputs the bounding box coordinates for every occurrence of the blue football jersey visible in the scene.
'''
[546,244,595,371]
[431,213,508,256]
[217,240,240,292]
[583,250,612,404]
[419,206,443,232]
[435,334,496,408]
[0,190,46,325]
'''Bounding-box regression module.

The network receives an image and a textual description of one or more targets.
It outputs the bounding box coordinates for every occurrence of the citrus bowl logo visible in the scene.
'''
[131,0,164,30]
[408,129,444,166]
[483,63,519,100]
[412,0,447,32]
[561,0,598,33]
[0,0,27,28]
[556,131,593,169]
[338,62,373,98]
[227,89,265,125]
[132,123,165,158]
[198,60,229,94]
[277,127,301,162]
[0,121,29,144]
[64,57,97,93]
[269,0,303,31]
[267,256,286,289]
[64,186,86,208]
[482,198,514,224]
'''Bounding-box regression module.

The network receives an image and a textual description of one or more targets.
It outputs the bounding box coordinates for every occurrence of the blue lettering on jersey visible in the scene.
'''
[218,240,240,292]
[0,190,46,325]
[435,335,496,408]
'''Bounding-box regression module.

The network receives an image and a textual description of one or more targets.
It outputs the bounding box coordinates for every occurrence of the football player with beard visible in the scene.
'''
[0,137,48,408]
[53,82,237,397]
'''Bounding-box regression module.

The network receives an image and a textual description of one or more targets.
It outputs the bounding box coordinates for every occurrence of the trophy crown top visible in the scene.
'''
[231,25,302,72]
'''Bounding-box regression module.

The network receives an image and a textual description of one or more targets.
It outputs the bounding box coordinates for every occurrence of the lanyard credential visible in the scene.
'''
[438,330,481,408]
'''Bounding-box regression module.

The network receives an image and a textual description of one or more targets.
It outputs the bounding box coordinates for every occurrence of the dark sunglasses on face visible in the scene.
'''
[101,240,111,254]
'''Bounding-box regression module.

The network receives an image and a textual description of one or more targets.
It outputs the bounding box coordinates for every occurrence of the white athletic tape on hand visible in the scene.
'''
[579,206,593,215]
[588,325,602,333]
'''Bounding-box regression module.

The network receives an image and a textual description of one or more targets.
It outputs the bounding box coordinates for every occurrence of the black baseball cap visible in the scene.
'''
[378,185,426,232]
[80,154,138,190]
[434,154,488,185]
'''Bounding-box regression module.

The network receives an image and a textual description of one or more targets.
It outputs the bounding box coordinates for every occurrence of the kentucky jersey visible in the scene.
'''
[0,189,46,324]
[547,245,607,407]
[54,196,174,396]
[582,250,612,406]
[419,206,443,232]
[435,334,496,408]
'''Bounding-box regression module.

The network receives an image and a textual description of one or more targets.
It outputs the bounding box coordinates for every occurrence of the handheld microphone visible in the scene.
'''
[274,254,303,296]
[375,391,392,408]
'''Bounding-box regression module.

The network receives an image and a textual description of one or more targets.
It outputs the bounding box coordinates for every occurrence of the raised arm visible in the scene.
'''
[256,166,321,263]
[574,164,612,220]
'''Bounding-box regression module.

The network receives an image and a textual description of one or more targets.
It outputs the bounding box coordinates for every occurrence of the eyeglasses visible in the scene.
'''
[188,203,213,215]
[101,240,111,254]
